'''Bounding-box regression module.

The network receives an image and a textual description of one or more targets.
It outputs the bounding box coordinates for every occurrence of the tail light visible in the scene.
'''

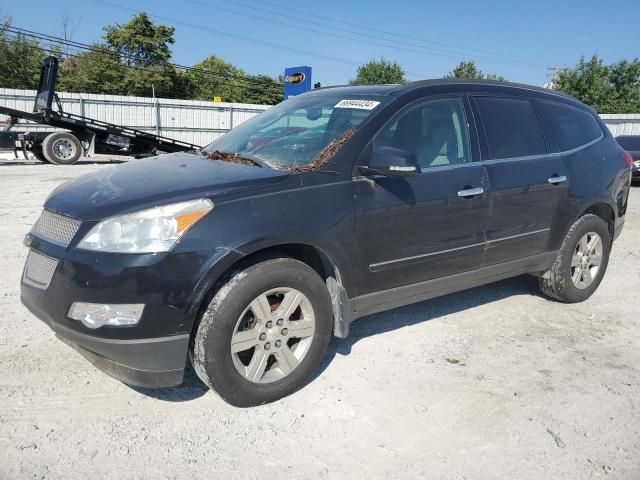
[622,151,634,168]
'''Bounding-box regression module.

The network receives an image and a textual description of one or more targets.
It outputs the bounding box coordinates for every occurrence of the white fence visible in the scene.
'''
[1,88,640,146]
[599,114,640,136]
[0,88,270,146]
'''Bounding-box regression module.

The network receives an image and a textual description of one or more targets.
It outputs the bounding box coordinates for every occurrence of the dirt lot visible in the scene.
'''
[0,155,639,480]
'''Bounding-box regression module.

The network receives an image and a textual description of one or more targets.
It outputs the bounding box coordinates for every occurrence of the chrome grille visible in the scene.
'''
[22,250,59,289]
[32,210,81,246]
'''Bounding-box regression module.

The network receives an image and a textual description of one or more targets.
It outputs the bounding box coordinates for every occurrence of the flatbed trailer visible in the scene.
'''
[0,57,201,164]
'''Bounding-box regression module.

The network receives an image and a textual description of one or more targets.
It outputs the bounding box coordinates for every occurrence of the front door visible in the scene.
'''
[353,96,489,308]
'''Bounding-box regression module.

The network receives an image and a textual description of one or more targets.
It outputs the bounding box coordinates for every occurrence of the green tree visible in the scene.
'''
[186,56,282,104]
[1,13,282,104]
[241,74,283,105]
[554,55,640,113]
[185,55,247,102]
[350,58,406,85]
[57,47,127,95]
[59,14,188,98]
[0,19,48,89]
[446,60,507,81]
[103,12,174,67]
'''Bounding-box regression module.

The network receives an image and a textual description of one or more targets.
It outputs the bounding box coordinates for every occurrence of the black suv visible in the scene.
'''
[21,81,632,406]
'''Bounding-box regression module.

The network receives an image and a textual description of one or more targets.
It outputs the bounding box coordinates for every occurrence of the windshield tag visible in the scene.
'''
[334,99,381,110]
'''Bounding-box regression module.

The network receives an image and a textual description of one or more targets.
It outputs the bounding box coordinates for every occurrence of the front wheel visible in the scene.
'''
[539,214,611,303]
[191,258,333,407]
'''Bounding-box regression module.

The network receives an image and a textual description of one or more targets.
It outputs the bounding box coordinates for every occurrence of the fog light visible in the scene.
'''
[68,303,144,329]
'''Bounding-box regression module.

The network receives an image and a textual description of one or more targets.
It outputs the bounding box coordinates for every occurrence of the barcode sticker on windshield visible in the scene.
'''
[334,99,381,110]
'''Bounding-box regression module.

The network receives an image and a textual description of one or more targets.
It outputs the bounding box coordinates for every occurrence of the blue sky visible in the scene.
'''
[2,0,639,87]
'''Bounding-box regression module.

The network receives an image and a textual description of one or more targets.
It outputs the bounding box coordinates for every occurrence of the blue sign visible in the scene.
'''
[284,66,312,100]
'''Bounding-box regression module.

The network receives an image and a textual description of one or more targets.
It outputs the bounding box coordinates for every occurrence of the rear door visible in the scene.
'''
[472,95,568,266]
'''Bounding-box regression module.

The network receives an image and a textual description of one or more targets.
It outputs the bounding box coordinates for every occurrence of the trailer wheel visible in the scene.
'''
[42,132,82,165]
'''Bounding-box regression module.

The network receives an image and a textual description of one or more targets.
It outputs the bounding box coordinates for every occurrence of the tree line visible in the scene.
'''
[0,13,283,105]
[352,58,640,114]
[1,13,639,113]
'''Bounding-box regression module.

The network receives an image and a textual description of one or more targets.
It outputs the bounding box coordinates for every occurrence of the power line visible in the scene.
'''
[185,0,543,68]
[3,26,285,93]
[229,0,550,65]
[91,0,438,79]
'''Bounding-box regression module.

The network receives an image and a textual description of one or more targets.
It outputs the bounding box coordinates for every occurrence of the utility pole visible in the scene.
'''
[544,65,564,89]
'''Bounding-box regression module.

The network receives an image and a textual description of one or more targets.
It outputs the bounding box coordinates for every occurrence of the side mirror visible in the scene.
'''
[358,146,421,177]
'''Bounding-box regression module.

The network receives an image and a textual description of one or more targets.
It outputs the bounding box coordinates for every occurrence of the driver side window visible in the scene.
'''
[374,97,470,170]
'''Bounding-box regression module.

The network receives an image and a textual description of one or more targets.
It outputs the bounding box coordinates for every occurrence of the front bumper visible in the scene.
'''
[30,307,189,388]
[20,236,229,388]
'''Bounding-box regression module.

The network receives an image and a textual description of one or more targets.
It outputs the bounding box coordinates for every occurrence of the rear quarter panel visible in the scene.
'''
[561,134,630,248]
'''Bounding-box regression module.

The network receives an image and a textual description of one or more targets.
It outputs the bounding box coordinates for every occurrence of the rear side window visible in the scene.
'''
[536,100,603,151]
[475,97,547,160]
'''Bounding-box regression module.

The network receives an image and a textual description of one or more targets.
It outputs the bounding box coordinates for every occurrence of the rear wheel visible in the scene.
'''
[42,132,82,165]
[191,258,333,407]
[539,214,611,303]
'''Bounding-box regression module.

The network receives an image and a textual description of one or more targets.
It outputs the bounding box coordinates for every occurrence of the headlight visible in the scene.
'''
[77,199,213,253]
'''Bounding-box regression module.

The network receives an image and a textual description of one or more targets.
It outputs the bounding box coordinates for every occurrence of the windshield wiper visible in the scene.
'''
[201,150,264,168]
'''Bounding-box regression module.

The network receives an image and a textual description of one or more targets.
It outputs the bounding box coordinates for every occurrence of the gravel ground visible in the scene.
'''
[1,155,639,480]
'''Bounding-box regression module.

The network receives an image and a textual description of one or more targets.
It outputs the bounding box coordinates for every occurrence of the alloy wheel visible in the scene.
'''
[230,287,315,383]
[571,231,603,289]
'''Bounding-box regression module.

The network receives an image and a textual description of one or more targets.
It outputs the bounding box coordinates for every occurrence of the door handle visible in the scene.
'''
[548,175,567,184]
[457,187,484,198]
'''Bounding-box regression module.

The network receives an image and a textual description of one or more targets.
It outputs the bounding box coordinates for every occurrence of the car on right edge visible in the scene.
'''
[616,135,640,183]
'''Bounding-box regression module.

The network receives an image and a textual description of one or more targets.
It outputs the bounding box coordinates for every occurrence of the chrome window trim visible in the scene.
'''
[479,133,604,166]
[354,157,482,178]
[369,228,550,271]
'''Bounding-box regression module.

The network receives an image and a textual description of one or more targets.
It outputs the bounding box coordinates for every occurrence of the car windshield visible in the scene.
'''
[202,94,386,170]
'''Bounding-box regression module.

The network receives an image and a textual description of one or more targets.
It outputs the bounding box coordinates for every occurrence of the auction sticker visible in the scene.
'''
[334,99,381,110]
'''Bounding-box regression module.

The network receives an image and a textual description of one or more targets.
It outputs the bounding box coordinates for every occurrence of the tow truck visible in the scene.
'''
[0,56,201,164]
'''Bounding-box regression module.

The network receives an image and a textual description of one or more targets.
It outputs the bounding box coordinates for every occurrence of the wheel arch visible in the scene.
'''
[578,201,616,242]
[189,242,352,345]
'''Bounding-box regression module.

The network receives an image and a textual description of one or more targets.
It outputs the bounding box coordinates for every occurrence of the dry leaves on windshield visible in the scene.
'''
[203,150,256,166]
[290,128,356,173]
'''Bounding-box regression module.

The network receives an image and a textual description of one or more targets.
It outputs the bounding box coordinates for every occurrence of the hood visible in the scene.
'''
[44,152,289,221]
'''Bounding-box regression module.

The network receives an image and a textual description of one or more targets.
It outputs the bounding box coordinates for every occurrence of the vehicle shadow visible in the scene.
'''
[132,274,542,403]
[311,274,542,381]
[129,364,210,402]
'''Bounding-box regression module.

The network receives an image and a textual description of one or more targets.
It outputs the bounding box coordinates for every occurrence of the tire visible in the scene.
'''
[539,214,611,303]
[42,132,82,165]
[192,258,333,407]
